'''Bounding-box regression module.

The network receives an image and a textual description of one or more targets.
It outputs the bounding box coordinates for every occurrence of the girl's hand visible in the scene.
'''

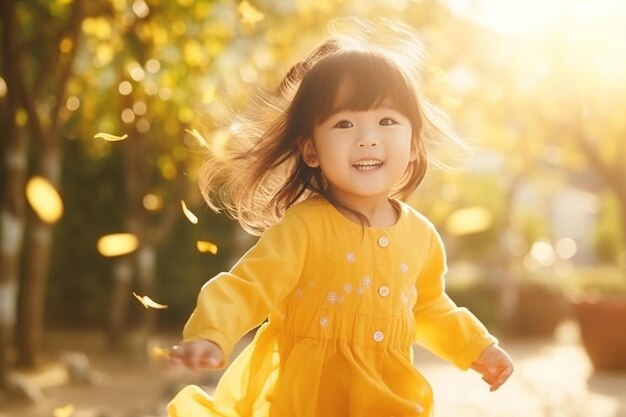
[471,344,513,392]
[168,339,224,371]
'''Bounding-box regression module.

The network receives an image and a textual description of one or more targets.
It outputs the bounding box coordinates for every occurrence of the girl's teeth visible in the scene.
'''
[353,161,382,170]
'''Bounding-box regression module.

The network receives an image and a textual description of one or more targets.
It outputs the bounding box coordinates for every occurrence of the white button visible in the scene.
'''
[377,236,390,248]
[373,330,384,342]
[378,285,390,297]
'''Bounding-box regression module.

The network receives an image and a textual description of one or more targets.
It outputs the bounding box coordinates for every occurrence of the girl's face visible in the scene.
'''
[302,101,416,205]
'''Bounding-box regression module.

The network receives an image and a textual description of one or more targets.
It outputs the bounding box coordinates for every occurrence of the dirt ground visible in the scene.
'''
[1,320,625,417]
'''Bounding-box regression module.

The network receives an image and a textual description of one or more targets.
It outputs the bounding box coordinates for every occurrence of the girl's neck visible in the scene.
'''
[328,192,399,228]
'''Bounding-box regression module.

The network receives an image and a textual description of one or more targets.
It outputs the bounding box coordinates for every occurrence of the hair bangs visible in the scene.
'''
[305,51,420,126]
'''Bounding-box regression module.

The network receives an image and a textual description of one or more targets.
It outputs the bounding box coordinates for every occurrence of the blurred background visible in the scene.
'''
[1,0,625,416]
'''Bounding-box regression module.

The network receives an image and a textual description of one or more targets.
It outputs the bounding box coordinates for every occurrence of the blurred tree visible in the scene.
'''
[13,0,88,370]
[0,0,28,387]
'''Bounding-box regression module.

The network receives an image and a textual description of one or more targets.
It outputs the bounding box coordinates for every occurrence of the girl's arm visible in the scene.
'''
[412,227,498,370]
[181,211,309,365]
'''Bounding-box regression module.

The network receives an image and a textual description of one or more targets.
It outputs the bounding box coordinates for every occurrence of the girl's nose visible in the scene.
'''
[357,131,379,147]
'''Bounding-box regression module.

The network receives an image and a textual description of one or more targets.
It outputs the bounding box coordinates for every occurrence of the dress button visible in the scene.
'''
[378,285,390,297]
[373,330,384,342]
[377,236,390,248]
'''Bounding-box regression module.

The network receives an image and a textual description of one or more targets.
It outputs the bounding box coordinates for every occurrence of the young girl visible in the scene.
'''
[168,18,513,417]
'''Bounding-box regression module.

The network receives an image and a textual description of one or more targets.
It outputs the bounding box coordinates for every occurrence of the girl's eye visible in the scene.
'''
[333,120,353,129]
[380,117,398,126]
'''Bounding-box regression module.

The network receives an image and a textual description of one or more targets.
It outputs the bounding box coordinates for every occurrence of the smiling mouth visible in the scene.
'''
[352,159,383,171]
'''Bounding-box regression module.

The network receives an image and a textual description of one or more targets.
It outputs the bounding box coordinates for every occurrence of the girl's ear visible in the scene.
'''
[299,138,320,168]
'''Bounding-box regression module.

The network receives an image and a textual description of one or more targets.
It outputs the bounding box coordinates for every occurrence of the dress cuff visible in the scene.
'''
[453,333,497,370]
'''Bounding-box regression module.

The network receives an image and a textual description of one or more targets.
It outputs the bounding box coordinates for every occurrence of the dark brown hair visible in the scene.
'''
[199,18,458,235]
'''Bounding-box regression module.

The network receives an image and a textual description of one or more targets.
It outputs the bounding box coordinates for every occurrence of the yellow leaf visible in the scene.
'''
[197,240,218,255]
[94,132,128,141]
[25,176,63,224]
[149,346,171,360]
[53,404,74,417]
[132,292,168,309]
[185,128,209,149]
[97,233,139,257]
[238,1,264,25]
[181,200,199,224]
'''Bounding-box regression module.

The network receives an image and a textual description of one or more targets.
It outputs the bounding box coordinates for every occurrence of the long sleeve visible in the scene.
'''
[182,211,309,362]
[412,226,497,370]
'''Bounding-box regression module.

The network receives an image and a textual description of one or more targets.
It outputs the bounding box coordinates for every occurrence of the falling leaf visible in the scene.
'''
[97,233,139,257]
[25,176,63,224]
[133,292,168,309]
[181,200,199,224]
[238,1,264,25]
[150,346,171,361]
[185,128,209,148]
[197,240,218,255]
[94,132,128,141]
[53,404,75,417]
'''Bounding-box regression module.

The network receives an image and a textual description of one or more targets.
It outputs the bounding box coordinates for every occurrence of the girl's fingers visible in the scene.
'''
[166,340,224,371]
[489,364,514,391]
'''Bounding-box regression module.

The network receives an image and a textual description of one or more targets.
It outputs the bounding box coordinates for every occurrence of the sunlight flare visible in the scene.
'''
[97,233,139,257]
[446,206,493,236]
[238,1,265,25]
[25,176,63,224]
[53,404,75,417]
[150,346,172,360]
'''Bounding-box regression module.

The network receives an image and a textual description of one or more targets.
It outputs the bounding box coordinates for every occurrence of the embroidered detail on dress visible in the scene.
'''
[294,288,304,298]
[400,262,409,274]
[343,283,352,293]
[346,252,356,263]
[320,316,329,327]
[361,276,372,288]
[356,286,365,296]
[327,291,340,304]
[307,279,316,287]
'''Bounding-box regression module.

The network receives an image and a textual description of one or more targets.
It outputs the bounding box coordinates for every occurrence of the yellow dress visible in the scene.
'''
[168,197,497,417]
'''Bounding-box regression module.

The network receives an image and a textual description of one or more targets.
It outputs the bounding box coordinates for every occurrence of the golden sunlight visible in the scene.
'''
[446,0,626,89]
[53,404,75,417]
[25,176,64,224]
[97,233,139,257]
[447,0,626,38]
[150,346,171,361]
[446,206,493,236]
[238,0,265,25]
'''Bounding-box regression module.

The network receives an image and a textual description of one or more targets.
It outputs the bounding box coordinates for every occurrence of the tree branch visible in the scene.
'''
[573,132,622,194]
[51,0,85,136]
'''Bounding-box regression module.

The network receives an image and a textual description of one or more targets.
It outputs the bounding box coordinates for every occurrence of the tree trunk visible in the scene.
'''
[0,0,27,387]
[16,146,63,368]
[107,258,134,349]
[106,124,147,351]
